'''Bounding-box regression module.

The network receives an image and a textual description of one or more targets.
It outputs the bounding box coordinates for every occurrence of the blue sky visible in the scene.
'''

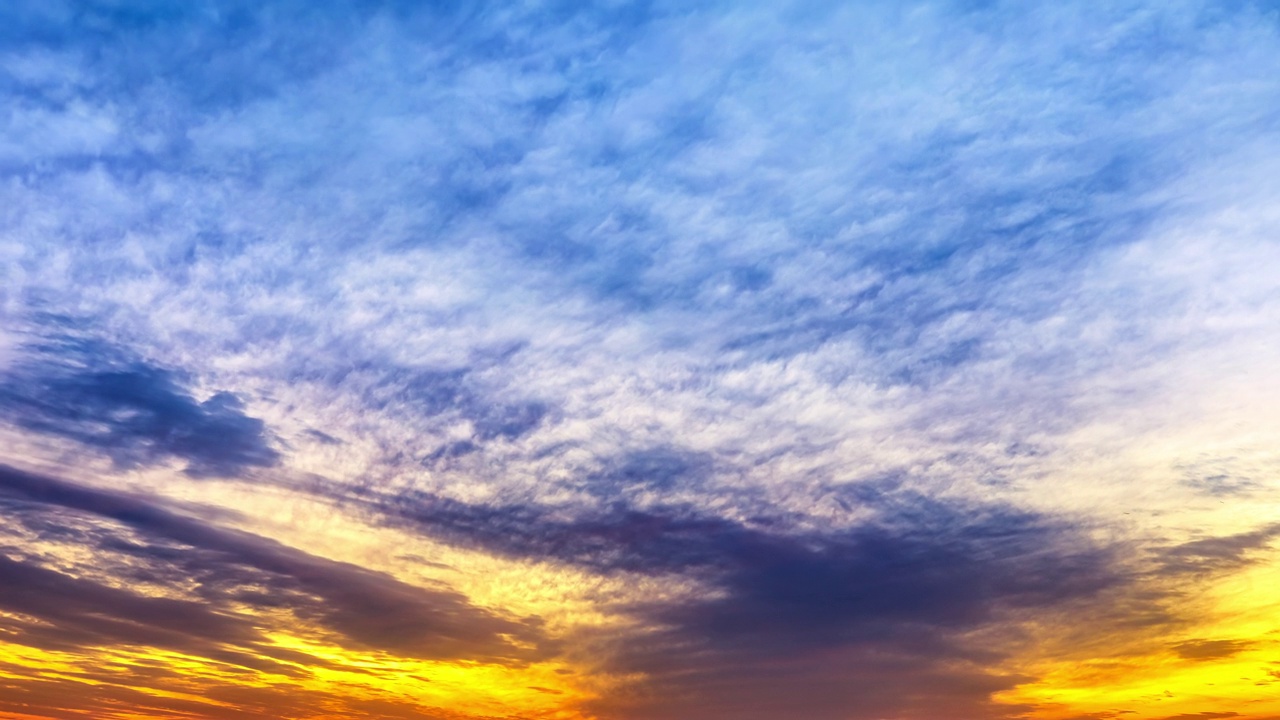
[2,2,1280,719]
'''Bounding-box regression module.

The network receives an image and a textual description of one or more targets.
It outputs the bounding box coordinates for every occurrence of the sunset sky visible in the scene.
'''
[2,1,1280,719]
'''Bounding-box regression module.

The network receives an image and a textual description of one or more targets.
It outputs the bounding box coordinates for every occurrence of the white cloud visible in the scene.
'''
[0,0,1277,534]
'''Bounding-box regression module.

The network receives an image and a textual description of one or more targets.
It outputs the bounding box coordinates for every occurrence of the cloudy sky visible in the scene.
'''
[1,1,1279,719]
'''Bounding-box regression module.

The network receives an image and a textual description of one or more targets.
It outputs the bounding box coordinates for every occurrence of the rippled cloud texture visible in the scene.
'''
[2,1,1280,719]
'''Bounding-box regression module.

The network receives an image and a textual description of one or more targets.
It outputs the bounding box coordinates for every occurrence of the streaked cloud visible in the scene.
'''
[0,326,280,477]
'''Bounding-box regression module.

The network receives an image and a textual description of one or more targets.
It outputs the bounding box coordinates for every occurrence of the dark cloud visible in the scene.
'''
[651,508,1112,654]
[1180,469,1262,498]
[588,644,1032,720]
[1155,524,1280,576]
[394,366,548,443]
[584,447,714,497]
[291,358,550,453]
[0,332,279,477]
[0,553,259,655]
[473,400,548,441]
[363,483,1120,719]
[377,484,1112,587]
[423,440,480,466]
[303,427,343,445]
[0,464,550,667]
[1171,639,1254,661]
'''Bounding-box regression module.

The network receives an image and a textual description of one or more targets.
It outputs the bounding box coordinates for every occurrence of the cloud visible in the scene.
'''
[369,363,549,442]
[1,0,1280,718]
[0,464,550,666]
[2,0,1277,510]
[1156,524,1280,576]
[583,446,715,498]
[359,480,1119,719]
[1171,639,1255,661]
[0,326,280,477]
[0,553,262,658]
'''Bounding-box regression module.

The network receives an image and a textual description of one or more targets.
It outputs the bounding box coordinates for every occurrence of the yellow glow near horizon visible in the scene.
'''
[262,632,612,718]
[996,548,1280,719]
[0,630,608,720]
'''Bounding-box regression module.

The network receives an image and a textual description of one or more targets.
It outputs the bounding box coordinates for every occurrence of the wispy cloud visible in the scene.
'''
[0,465,549,663]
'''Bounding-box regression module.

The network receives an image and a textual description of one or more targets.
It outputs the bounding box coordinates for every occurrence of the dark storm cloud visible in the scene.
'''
[0,331,279,477]
[0,465,550,666]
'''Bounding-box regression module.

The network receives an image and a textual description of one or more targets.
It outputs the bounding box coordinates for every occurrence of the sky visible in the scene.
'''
[1,1,1279,719]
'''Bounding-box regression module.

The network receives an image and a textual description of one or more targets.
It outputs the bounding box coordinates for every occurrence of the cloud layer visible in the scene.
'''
[1,1,1280,719]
